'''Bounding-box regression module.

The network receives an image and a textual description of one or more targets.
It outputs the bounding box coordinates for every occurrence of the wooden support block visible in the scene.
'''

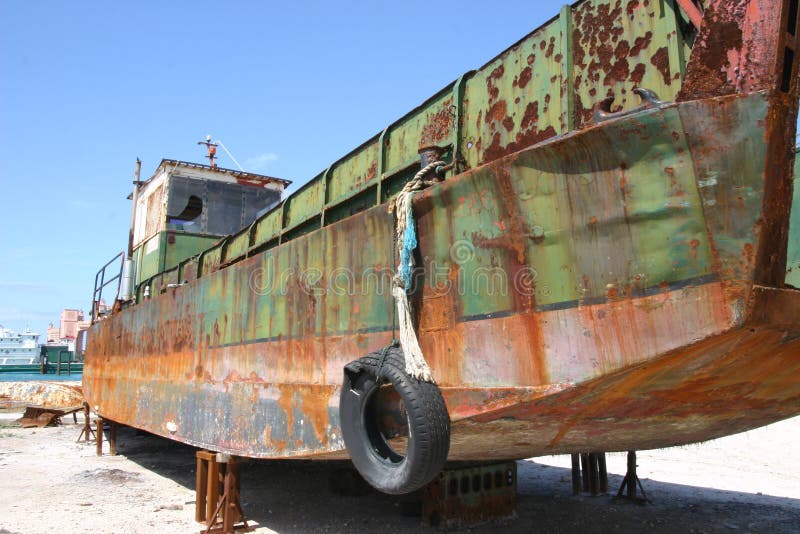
[588,453,600,496]
[96,418,103,456]
[573,452,609,496]
[109,421,118,456]
[580,453,590,492]
[84,404,89,441]
[570,454,581,496]
[598,453,608,493]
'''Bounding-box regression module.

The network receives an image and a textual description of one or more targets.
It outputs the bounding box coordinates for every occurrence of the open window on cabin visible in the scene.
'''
[168,194,203,227]
[166,175,282,236]
[167,176,205,231]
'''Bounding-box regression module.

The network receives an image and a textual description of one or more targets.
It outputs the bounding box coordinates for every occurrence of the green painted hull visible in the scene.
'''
[0,364,82,374]
[0,364,42,374]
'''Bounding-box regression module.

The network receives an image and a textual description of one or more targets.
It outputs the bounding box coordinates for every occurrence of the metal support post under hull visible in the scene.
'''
[615,451,650,504]
[196,451,250,534]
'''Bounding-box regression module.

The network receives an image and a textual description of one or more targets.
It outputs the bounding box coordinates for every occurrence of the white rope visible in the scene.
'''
[215,139,245,172]
[388,160,446,382]
[392,286,432,382]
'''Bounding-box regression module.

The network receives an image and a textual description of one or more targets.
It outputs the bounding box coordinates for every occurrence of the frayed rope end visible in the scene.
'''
[392,286,434,383]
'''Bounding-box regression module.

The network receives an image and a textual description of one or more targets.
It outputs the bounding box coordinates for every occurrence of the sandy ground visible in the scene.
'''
[1,409,799,534]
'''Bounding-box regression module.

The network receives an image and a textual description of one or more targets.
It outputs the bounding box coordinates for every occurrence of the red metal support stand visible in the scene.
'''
[76,402,96,443]
[615,451,650,504]
[196,451,250,534]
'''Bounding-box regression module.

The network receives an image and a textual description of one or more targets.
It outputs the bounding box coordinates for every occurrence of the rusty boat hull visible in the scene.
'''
[446,286,800,460]
[85,0,800,463]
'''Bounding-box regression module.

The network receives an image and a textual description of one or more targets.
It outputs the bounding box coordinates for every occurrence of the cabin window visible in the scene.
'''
[167,175,282,236]
[205,181,246,236]
[167,177,206,232]
[168,194,203,226]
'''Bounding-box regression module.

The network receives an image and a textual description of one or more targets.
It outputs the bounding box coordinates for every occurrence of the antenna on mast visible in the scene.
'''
[197,135,218,169]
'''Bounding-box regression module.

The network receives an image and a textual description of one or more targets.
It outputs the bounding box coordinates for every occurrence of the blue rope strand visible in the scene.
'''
[398,199,417,288]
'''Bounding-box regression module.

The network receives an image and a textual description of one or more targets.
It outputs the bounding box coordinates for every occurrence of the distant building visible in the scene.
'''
[46,309,91,351]
[59,309,90,340]
[46,323,59,343]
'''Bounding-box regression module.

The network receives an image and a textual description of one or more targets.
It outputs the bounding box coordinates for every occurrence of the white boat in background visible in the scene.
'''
[0,326,40,366]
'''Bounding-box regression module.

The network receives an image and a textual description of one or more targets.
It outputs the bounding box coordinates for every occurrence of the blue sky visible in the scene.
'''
[0,0,565,335]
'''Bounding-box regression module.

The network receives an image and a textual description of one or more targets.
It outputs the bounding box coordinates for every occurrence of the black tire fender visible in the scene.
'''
[339,346,450,495]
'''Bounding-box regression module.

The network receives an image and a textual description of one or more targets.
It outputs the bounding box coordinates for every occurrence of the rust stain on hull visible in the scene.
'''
[85,276,800,460]
[449,311,800,459]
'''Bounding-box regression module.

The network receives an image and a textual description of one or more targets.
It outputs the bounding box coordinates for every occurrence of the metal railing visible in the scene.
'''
[92,251,125,322]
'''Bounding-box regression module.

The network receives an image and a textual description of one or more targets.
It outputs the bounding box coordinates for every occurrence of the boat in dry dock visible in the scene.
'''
[85,0,800,494]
